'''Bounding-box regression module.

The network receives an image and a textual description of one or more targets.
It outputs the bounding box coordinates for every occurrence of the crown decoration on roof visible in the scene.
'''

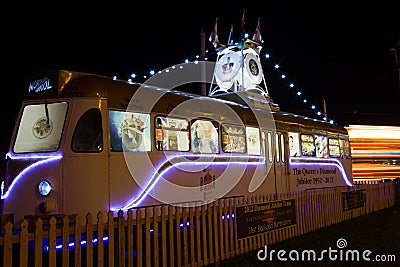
[208,10,268,98]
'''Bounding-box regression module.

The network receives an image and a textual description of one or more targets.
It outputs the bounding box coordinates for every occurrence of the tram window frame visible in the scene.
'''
[221,123,246,153]
[280,134,285,163]
[300,134,316,157]
[328,138,340,158]
[345,140,351,159]
[71,108,103,153]
[267,132,273,162]
[275,133,280,162]
[108,110,151,152]
[288,132,300,157]
[191,119,219,154]
[154,116,189,152]
[315,135,328,158]
[340,138,351,159]
[246,126,261,155]
[14,101,68,153]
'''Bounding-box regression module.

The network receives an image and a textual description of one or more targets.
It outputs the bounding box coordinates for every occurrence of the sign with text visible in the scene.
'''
[27,76,56,94]
[342,189,367,211]
[236,199,296,240]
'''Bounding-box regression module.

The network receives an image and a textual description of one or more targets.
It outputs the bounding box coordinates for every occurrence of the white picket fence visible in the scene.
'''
[0,182,396,266]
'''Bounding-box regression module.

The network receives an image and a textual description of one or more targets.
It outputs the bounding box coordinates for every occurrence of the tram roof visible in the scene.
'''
[24,69,348,135]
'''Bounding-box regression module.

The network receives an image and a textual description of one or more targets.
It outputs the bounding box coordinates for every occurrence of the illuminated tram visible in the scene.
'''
[0,68,353,227]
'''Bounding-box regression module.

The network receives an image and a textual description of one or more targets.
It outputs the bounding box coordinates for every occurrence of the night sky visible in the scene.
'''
[3,2,400,160]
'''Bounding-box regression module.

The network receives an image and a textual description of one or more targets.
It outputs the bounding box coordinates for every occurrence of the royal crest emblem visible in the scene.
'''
[249,59,259,76]
[33,117,52,139]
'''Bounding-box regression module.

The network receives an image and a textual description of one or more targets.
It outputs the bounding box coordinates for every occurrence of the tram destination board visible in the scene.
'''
[342,189,367,211]
[236,199,296,239]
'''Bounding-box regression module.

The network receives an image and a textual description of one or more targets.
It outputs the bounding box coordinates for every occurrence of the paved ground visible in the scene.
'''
[217,202,400,267]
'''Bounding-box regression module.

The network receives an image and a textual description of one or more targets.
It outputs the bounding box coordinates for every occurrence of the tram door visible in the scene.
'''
[263,131,276,193]
[274,132,290,193]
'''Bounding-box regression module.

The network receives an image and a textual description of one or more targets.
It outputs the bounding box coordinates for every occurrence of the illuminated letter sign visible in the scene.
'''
[28,77,54,93]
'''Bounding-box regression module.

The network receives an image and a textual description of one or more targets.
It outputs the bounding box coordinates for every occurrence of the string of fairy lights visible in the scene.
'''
[262,51,334,124]
[111,35,335,125]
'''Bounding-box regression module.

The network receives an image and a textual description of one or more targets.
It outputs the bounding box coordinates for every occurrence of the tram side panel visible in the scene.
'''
[286,131,353,191]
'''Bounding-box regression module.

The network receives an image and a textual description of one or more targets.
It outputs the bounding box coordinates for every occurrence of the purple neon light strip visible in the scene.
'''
[1,153,63,199]
[289,157,353,187]
[6,152,63,160]
[113,154,264,211]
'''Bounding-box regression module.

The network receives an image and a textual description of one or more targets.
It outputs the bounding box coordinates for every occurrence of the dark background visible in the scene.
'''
[3,2,400,163]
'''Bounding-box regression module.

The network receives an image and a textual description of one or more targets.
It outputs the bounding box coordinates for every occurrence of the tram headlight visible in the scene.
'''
[38,180,52,196]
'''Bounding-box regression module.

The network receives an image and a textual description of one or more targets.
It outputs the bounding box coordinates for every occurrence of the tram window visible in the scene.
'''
[246,126,261,155]
[344,140,351,159]
[301,134,316,156]
[280,134,285,163]
[328,138,340,157]
[315,135,328,158]
[72,108,103,152]
[191,119,219,154]
[267,132,273,162]
[275,133,280,162]
[340,139,351,159]
[221,124,246,153]
[108,110,151,152]
[288,132,300,157]
[14,102,68,153]
[155,116,189,151]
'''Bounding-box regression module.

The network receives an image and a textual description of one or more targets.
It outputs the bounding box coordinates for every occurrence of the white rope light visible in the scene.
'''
[110,45,334,124]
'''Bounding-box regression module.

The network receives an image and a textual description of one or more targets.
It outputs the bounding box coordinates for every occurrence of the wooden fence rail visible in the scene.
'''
[1,182,396,267]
